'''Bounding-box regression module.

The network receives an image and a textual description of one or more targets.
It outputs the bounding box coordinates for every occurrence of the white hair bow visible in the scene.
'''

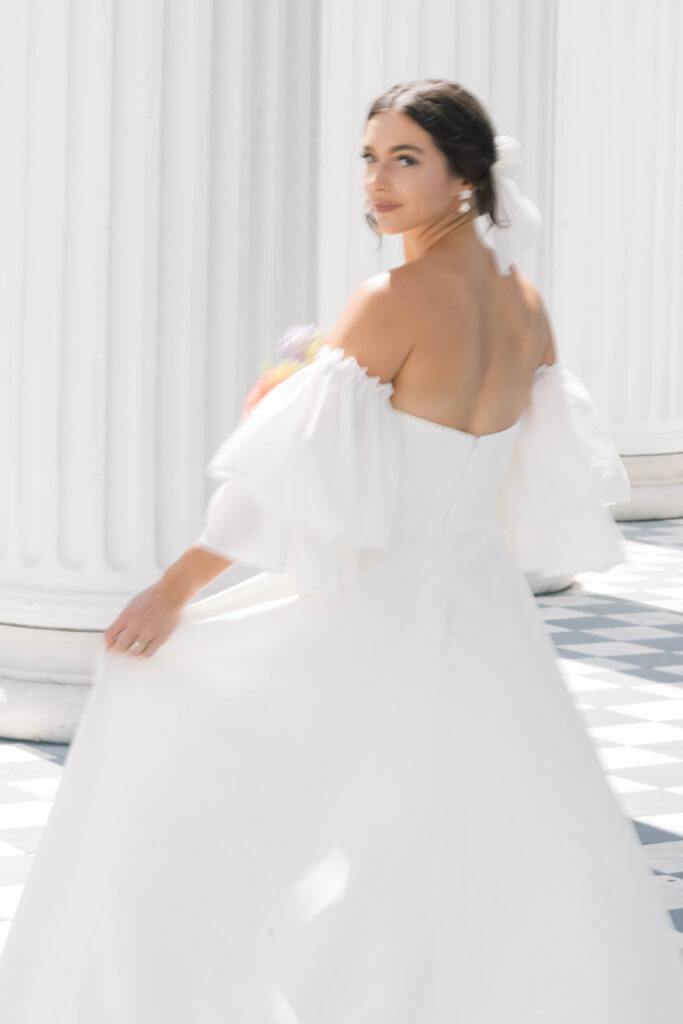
[475,135,543,276]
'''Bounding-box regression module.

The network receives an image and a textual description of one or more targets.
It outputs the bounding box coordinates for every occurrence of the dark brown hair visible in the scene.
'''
[363,79,507,246]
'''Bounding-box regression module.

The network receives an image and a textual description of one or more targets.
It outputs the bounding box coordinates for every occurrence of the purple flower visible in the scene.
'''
[275,323,319,362]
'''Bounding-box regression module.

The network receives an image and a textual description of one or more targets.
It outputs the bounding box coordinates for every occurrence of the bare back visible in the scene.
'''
[389,246,550,437]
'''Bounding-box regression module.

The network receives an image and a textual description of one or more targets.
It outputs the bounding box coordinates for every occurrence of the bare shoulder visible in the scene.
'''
[509,266,557,366]
[509,265,541,308]
[324,269,417,384]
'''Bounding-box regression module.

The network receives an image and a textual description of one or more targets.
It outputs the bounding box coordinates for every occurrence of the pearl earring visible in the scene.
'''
[458,188,473,213]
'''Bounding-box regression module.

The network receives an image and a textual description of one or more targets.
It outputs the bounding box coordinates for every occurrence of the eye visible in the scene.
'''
[360,152,416,166]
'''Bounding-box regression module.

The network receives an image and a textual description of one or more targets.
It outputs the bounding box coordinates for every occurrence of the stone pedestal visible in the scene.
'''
[0,624,99,743]
[619,455,683,521]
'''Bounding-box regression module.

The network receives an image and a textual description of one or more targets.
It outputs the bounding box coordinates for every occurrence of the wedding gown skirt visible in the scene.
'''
[1,343,681,1022]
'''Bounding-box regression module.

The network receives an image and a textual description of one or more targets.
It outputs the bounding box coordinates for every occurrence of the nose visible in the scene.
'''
[367,163,391,190]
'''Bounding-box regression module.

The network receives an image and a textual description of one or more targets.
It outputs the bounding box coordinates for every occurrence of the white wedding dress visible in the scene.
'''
[1,341,682,1022]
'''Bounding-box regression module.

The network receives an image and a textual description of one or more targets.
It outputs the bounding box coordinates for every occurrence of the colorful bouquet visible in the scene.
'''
[240,323,330,420]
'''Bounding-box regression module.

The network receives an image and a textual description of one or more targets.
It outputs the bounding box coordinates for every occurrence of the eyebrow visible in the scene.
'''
[362,144,426,155]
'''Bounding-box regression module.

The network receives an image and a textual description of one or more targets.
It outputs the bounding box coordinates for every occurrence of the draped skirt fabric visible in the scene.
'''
[1,530,682,1022]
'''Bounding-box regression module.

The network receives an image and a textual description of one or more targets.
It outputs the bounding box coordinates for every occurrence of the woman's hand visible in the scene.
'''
[103,581,185,659]
[102,547,234,658]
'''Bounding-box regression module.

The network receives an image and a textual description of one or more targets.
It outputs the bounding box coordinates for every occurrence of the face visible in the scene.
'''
[361,109,473,235]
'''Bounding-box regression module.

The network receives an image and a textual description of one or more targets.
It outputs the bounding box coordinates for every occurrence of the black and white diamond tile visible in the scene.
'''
[1,518,683,967]
[537,517,683,956]
[0,741,67,952]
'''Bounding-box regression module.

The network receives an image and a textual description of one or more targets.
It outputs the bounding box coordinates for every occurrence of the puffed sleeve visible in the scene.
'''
[193,343,402,594]
[495,359,632,579]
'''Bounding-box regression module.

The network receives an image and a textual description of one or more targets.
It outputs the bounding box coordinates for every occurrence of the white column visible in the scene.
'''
[553,0,683,515]
[0,0,320,740]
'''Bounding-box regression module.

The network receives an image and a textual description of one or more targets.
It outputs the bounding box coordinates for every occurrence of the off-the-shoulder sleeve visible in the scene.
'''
[193,343,402,594]
[495,359,632,579]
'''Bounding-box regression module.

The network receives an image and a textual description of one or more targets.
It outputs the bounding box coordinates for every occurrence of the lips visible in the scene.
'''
[374,202,400,212]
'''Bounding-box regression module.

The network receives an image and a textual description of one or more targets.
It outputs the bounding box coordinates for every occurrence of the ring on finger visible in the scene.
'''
[131,638,152,653]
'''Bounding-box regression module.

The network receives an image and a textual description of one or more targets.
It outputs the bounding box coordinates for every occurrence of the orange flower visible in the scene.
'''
[240,364,301,420]
[239,325,330,420]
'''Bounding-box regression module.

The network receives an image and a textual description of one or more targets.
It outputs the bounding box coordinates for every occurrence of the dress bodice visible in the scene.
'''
[193,341,632,593]
[389,408,521,540]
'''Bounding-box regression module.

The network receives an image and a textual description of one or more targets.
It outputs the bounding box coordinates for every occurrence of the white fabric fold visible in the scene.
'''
[194,343,402,594]
[474,135,544,276]
[496,359,632,577]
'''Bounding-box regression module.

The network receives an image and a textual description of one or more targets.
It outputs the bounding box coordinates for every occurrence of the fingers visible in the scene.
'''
[104,608,149,655]
[137,638,160,658]
[103,586,177,658]
[104,628,156,657]
[104,618,124,649]
[104,615,136,650]
[129,637,154,657]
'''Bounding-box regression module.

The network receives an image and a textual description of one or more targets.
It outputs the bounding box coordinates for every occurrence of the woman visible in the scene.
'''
[1,79,681,1022]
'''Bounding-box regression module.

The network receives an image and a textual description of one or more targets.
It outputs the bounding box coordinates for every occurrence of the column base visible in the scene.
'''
[614,452,683,520]
[0,623,100,743]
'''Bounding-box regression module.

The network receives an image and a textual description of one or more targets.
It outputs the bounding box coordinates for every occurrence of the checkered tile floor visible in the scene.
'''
[1,517,683,967]
[538,517,683,958]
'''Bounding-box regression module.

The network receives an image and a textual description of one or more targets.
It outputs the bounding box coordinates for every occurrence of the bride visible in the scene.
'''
[1,78,681,1022]
[106,83,554,659]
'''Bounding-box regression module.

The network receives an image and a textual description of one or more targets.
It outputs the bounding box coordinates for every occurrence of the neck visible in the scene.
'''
[402,210,481,264]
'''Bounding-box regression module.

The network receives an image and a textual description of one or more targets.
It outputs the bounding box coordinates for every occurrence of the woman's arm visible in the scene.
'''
[160,546,235,606]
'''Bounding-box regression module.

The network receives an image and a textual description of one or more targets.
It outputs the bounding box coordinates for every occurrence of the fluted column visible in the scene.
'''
[552,0,683,517]
[0,0,320,740]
